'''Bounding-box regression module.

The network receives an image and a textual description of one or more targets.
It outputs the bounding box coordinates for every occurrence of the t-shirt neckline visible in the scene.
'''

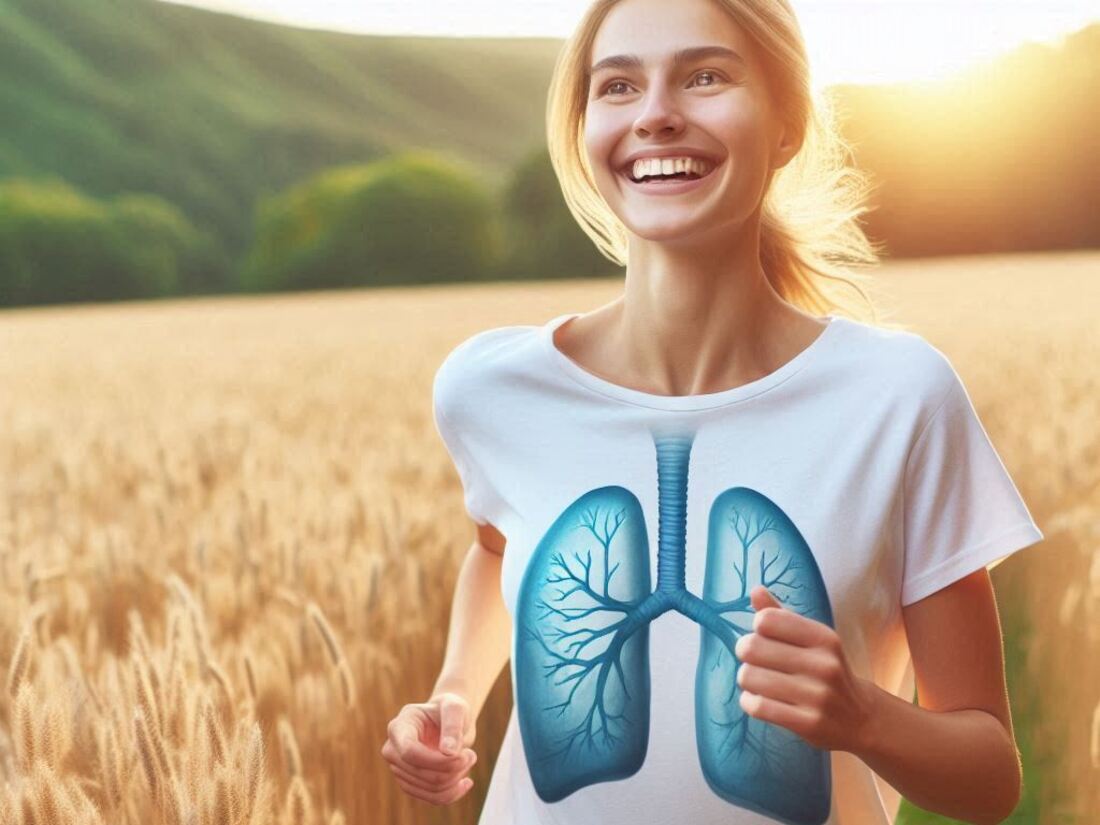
[540,311,847,411]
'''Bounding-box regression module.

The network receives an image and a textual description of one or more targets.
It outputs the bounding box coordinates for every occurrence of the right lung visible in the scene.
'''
[514,485,653,803]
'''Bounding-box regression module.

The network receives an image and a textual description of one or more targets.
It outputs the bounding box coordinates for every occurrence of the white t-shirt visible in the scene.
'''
[432,311,1043,825]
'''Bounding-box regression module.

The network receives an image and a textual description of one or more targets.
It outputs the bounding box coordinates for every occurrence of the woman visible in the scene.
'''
[381,0,1043,823]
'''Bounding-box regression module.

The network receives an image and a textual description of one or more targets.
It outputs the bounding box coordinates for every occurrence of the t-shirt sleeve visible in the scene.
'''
[431,356,496,528]
[900,359,1044,607]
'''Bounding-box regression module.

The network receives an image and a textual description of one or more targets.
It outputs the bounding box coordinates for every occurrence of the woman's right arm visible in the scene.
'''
[380,523,510,805]
[431,522,511,722]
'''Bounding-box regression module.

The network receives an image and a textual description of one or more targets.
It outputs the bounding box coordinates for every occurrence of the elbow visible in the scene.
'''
[973,797,1019,825]
[994,774,1022,825]
[971,749,1022,825]
[972,799,1018,825]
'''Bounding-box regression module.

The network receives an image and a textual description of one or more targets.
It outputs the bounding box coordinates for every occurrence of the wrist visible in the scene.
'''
[850,677,885,756]
[431,675,472,703]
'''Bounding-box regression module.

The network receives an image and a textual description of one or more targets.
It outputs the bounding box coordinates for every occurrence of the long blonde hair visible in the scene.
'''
[546,0,899,327]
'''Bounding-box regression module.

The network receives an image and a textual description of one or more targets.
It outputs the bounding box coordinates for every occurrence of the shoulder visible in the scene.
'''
[435,323,539,387]
[433,323,540,418]
[832,316,961,414]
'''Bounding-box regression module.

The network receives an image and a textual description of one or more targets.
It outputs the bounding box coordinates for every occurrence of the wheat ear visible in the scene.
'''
[6,622,31,698]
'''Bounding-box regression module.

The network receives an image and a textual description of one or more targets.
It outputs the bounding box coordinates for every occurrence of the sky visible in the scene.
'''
[157,0,1097,88]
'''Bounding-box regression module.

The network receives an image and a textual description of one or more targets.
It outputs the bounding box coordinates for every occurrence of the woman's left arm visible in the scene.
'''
[734,571,1021,825]
[860,567,1021,824]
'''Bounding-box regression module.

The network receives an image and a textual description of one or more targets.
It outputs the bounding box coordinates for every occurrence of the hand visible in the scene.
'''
[733,585,879,753]
[381,691,479,805]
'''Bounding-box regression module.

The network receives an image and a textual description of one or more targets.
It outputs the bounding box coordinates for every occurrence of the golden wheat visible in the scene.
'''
[277,716,303,780]
[0,258,1093,823]
[306,601,356,710]
[133,708,163,802]
[13,683,36,773]
[243,652,259,704]
[6,624,30,699]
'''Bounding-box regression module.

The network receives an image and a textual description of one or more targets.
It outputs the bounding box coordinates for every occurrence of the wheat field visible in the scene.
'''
[0,250,1096,824]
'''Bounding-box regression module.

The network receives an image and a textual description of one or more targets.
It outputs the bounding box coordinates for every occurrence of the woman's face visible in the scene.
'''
[583,0,792,243]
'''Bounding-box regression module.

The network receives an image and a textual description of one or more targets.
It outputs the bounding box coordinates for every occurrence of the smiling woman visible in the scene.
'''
[548,0,884,320]
[380,2,1045,825]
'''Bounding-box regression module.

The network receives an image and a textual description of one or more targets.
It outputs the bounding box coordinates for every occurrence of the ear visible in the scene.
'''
[772,121,802,170]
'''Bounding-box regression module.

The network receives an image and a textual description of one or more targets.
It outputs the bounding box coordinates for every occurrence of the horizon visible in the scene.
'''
[155,0,1097,89]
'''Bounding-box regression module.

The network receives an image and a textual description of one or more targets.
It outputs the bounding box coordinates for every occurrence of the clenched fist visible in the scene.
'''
[381,692,479,806]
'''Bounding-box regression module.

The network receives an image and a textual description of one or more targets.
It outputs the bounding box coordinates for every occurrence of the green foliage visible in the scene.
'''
[240,151,503,292]
[0,177,221,306]
[0,0,561,283]
[499,146,615,281]
[110,193,226,297]
[4,0,1094,305]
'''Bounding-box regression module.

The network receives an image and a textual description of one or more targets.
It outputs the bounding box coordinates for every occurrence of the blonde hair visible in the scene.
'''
[546,0,901,328]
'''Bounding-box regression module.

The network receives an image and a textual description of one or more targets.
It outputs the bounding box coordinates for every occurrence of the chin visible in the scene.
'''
[624,222,715,246]
[621,209,713,238]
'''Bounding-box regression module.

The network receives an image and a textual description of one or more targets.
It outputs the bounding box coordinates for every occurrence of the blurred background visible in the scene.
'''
[0,0,1097,306]
[0,1,1097,824]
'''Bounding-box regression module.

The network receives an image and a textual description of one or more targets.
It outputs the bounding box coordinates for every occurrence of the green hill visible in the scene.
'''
[0,0,562,263]
[1,0,1096,305]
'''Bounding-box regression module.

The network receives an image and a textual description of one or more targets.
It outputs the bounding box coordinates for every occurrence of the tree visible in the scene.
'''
[239,150,504,292]
[499,145,616,281]
[0,177,218,306]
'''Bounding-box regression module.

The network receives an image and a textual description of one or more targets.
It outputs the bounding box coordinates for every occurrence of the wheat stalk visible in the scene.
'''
[284,774,312,825]
[243,652,258,704]
[305,603,342,668]
[213,768,236,825]
[204,696,227,766]
[102,724,124,809]
[13,682,36,772]
[29,758,75,825]
[132,655,163,741]
[276,717,302,779]
[40,697,69,770]
[62,774,103,824]
[6,623,31,698]
[243,720,265,816]
[205,659,235,712]
[305,602,356,709]
[133,709,163,801]
[335,660,355,710]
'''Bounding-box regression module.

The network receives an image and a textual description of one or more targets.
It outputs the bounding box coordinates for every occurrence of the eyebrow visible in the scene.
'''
[589,45,746,76]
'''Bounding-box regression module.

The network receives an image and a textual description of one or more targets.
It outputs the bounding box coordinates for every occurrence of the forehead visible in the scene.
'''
[589,0,754,72]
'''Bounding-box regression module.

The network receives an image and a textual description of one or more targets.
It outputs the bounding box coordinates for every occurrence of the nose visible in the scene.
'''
[632,83,685,137]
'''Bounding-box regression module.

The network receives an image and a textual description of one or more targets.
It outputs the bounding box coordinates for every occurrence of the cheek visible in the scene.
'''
[698,99,766,152]
[583,112,622,174]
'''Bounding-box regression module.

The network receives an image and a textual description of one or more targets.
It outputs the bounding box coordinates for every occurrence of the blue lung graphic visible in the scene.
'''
[514,485,653,801]
[515,425,834,825]
[697,486,834,824]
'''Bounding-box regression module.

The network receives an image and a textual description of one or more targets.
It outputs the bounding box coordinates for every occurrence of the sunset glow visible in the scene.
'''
[158,0,1095,88]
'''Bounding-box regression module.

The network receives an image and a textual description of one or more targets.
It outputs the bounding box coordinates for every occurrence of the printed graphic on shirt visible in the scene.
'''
[515,423,835,825]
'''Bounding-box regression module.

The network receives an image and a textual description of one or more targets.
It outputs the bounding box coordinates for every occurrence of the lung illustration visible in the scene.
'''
[514,485,653,802]
[515,424,834,825]
[697,488,834,824]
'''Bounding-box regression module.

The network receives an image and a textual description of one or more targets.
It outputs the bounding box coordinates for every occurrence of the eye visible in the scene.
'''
[691,70,724,88]
[597,69,726,98]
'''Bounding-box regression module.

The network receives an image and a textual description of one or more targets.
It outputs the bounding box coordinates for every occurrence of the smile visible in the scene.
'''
[618,158,722,196]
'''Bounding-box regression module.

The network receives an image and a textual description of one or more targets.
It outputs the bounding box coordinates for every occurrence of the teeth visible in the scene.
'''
[630,156,714,181]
